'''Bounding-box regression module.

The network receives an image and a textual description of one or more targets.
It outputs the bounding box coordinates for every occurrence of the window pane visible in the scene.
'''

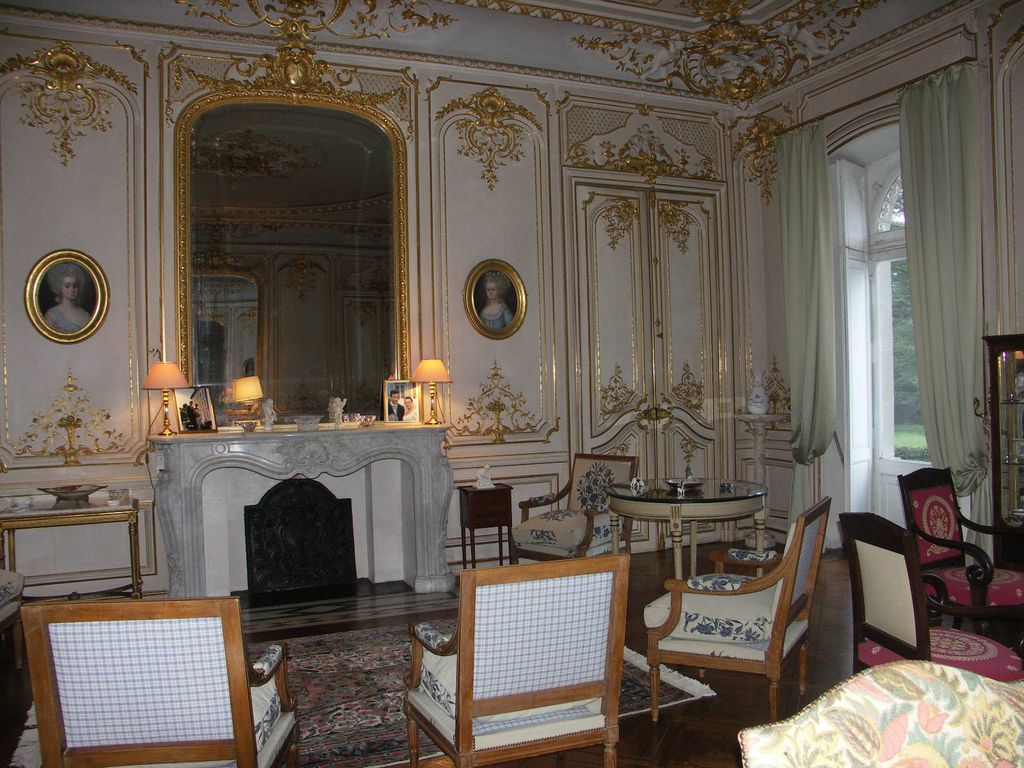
[889,259,929,461]
[877,177,905,232]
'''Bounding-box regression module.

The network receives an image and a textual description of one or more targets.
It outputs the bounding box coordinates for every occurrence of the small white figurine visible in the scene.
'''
[630,476,647,495]
[328,396,348,425]
[261,398,277,431]
[475,465,495,489]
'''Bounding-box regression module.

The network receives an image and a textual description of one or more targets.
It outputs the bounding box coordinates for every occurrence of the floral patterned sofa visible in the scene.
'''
[738,660,1024,767]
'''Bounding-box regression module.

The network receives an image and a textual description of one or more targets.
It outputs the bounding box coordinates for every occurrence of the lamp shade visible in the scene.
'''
[233,375,263,402]
[142,361,189,390]
[411,359,452,383]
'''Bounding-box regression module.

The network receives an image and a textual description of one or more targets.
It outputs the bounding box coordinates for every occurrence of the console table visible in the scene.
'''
[149,425,454,597]
[0,500,142,599]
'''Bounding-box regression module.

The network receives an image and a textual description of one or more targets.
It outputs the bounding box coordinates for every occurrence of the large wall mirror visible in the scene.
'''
[176,99,409,424]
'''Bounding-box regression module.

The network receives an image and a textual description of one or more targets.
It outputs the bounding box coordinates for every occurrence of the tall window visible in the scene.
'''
[871,176,929,462]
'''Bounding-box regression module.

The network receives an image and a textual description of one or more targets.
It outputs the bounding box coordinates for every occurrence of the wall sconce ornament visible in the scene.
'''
[572,0,878,104]
[451,360,543,444]
[0,40,136,165]
[14,370,127,465]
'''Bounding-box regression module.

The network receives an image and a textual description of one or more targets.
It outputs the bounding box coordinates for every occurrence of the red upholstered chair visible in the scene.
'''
[898,467,1024,609]
[839,512,1024,682]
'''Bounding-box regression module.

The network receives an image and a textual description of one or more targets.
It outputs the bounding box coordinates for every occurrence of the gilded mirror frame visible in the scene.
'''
[174,92,410,386]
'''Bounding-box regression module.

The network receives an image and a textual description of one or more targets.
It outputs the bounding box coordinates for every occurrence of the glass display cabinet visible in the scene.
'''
[985,333,1024,566]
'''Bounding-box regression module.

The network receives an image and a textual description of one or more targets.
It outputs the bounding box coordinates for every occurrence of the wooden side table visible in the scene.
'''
[458,484,513,567]
[0,499,143,599]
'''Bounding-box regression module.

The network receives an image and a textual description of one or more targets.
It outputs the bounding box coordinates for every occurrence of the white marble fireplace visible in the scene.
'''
[149,425,454,597]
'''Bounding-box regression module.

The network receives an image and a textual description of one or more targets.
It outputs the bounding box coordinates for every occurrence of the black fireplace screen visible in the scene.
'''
[244,477,357,605]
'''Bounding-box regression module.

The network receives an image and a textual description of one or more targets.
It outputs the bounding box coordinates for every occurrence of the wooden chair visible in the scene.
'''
[739,660,1024,767]
[0,569,24,668]
[405,554,630,767]
[839,511,1024,681]
[645,497,831,722]
[22,596,299,767]
[898,466,1024,609]
[510,452,637,562]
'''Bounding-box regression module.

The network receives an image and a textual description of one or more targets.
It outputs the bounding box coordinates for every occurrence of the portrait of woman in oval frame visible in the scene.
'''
[463,259,527,340]
[24,249,109,344]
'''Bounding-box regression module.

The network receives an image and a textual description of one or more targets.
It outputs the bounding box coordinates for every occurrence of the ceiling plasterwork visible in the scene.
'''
[572,0,882,103]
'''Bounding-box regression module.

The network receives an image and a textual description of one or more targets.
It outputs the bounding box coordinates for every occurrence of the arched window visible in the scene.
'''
[876,176,905,232]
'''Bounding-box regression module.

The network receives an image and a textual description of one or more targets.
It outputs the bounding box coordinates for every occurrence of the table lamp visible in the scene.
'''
[411,359,452,426]
[142,361,189,436]
[232,375,263,415]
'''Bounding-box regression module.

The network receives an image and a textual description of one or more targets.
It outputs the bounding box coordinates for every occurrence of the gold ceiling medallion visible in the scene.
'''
[0,41,136,165]
[764,355,791,414]
[600,198,640,250]
[450,360,545,444]
[657,200,692,251]
[600,364,638,417]
[176,0,452,43]
[670,361,704,412]
[574,0,880,103]
[436,88,541,189]
[732,111,792,202]
[14,370,128,466]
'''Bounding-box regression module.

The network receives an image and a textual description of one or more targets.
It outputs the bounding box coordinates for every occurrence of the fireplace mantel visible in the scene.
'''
[150,425,454,597]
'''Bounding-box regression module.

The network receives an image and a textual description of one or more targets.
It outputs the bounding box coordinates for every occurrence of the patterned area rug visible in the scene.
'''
[288,623,714,768]
[11,624,714,768]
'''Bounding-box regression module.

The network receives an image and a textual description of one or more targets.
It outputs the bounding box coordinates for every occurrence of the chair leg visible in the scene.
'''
[649,664,660,722]
[407,711,419,767]
[768,679,779,722]
[604,741,617,768]
[798,642,808,696]
[13,616,23,670]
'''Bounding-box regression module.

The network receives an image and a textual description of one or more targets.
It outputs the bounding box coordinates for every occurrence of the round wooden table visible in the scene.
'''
[606,479,768,578]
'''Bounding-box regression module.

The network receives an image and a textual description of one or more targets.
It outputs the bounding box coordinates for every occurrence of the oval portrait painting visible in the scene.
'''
[25,249,109,344]
[463,259,526,340]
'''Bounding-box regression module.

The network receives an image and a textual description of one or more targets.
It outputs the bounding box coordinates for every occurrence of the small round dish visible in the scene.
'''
[38,484,107,503]
[665,478,703,492]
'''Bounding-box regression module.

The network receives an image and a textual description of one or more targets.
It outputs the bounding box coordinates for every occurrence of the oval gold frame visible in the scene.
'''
[463,259,527,340]
[24,249,109,344]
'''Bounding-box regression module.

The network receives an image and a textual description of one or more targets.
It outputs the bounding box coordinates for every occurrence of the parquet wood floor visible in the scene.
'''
[0,545,854,767]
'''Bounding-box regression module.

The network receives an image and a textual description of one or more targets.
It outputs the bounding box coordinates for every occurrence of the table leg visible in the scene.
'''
[461,528,468,567]
[667,518,684,580]
[689,521,699,577]
[754,497,767,553]
[610,510,620,554]
[0,530,6,570]
[128,512,142,599]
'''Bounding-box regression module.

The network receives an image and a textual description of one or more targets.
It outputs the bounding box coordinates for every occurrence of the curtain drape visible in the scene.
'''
[774,123,836,522]
[898,63,990,540]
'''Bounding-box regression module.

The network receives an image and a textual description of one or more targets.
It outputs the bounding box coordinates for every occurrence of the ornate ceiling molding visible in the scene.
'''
[573,0,882,104]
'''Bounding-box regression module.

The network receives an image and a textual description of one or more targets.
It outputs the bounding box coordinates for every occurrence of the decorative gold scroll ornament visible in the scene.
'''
[763,355,791,414]
[657,200,692,251]
[600,364,638,417]
[600,198,639,250]
[436,88,541,189]
[671,361,704,412]
[732,111,793,202]
[451,361,551,444]
[573,0,880,104]
[0,41,136,165]
[14,370,128,466]
[176,0,452,43]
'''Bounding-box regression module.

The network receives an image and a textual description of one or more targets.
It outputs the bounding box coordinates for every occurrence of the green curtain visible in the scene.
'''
[774,123,836,521]
[899,63,991,539]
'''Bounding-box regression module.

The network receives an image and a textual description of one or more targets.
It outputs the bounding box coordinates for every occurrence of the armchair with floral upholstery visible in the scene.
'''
[738,660,1024,767]
[510,453,637,562]
[0,569,24,667]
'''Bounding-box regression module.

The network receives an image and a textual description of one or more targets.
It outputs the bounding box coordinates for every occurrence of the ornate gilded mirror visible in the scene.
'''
[176,100,409,422]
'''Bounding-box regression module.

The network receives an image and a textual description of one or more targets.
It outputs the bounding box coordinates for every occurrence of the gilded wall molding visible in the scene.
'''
[13,370,128,466]
[0,40,136,165]
[599,198,640,250]
[670,361,704,412]
[764,355,791,415]
[731,111,793,202]
[435,87,542,189]
[599,363,638,417]
[450,360,554,444]
[572,0,881,103]
[657,200,692,252]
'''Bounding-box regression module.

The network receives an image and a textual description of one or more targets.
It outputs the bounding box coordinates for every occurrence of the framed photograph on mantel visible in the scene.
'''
[173,386,218,433]
[383,380,421,424]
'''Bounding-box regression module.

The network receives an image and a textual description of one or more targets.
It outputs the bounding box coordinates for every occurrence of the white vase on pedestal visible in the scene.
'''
[746,370,769,415]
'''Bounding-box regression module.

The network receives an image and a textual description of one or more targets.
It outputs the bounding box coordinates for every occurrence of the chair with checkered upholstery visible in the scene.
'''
[22,597,298,768]
[405,554,630,767]
[510,453,638,562]
[0,569,24,668]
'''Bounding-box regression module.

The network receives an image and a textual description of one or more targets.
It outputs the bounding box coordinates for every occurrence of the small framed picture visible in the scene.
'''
[173,386,218,433]
[463,259,527,340]
[383,380,421,424]
[1014,439,1024,462]
[24,248,110,344]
